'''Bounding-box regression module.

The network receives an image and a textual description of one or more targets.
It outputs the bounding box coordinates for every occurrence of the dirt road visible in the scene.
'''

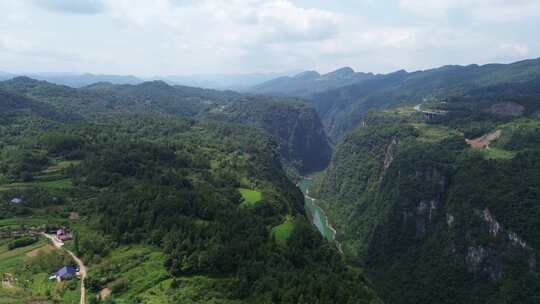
[42,233,86,304]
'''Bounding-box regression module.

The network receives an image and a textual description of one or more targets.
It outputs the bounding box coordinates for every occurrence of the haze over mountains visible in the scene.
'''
[0,70,298,90]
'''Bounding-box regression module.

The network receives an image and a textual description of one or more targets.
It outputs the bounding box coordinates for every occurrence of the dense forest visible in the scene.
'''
[0,77,331,176]
[312,81,540,303]
[0,78,379,303]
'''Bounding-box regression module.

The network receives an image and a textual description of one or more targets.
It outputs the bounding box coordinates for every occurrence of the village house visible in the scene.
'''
[56,229,72,241]
[49,266,78,281]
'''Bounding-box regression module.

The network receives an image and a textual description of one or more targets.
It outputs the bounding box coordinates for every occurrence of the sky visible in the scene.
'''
[1,0,539,76]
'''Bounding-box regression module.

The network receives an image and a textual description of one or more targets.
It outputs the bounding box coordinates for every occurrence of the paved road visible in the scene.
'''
[42,233,86,304]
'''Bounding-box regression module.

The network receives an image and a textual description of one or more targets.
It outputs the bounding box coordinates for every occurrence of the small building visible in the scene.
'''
[10,198,23,204]
[50,266,78,281]
[56,229,72,241]
[56,229,65,237]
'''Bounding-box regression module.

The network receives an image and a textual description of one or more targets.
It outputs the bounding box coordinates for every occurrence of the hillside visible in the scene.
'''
[312,86,540,303]
[314,58,540,139]
[0,80,377,303]
[0,77,331,177]
[252,58,540,140]
[204,97,332,175]
[0,89,81,123]
[0,77,241,119]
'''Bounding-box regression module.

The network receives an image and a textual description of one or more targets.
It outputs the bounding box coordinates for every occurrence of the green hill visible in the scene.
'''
[0,80,379,303]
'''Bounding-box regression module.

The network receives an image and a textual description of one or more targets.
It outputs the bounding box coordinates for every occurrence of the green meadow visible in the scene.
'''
[271,216,294,245]
[239,188,262,206]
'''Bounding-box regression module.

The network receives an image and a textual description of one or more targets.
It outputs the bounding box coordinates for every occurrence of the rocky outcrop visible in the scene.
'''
[205,98,332,174]
[462,207,537,282]
[466,246,503,281]
[383,137,398,170]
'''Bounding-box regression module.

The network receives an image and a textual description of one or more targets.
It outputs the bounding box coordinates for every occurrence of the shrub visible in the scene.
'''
[7,237,38,250]
[110,278,129,294]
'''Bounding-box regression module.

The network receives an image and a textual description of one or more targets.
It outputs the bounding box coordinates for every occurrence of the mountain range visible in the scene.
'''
[1,57,540,303]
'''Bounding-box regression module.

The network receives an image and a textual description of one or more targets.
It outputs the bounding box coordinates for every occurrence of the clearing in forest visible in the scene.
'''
[239,188,262,206]
[466,130,502,149]
[271,217,294,245]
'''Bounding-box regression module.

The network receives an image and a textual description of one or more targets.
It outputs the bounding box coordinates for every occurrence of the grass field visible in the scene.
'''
[0,178,73,192]
[89,245,170,301]
[42,160,80,174]
[271,216,294,245]
[0,216,65,229]
[0,240,48,273]
[239,188,262,206]
[482,147,517,160]
[411,123,463,143]
[87,244,243,303]
[0,158,76,192]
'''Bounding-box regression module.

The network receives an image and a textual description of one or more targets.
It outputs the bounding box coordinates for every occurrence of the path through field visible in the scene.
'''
[42,233,86,304]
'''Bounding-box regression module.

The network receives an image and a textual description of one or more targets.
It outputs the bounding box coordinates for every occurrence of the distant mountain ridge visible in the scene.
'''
[0,72,144,88]
[248,58,540,139]
[162,71,300,91]
[313,58,540,139]
[250,67,376,97]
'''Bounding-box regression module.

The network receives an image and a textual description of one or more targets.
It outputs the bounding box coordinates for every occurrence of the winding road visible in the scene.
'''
[42,233,86,304]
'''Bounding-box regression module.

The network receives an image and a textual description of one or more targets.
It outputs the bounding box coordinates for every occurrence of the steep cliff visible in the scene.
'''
[205,97,332,175]
[314,98,540,303]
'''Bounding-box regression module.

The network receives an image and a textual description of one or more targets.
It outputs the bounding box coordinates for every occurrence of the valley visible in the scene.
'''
[298,178,340,252]
[3,2,540,302]
[1,58,540,303]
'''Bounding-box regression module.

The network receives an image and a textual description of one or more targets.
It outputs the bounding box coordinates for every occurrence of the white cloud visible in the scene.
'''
[102,0,341,46]
[0,0,538,75]
[28,0,104,14]
[499,43,530,57]
[400,0,540,22]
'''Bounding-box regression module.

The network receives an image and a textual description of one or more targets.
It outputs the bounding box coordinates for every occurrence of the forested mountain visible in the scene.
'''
[312,58,540,139]
[204,97,332,175]
[0,72,143,87]
[0,77,236,119]
[0,89,81,123]
[250,67,376,98]
[3,59,540,303]
[0,77,330,176]
[0,79,379,303]
[312,82,540,303]
[252,58,540,139]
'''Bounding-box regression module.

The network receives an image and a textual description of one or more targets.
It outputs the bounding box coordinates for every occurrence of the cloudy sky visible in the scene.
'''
[1,0,539,76]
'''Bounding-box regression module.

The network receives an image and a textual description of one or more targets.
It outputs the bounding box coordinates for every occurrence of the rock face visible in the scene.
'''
[313,117,540,304]
[205,98,332,175]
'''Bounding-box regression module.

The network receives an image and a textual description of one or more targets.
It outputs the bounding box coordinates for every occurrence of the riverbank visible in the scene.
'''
[298,178,343,254]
